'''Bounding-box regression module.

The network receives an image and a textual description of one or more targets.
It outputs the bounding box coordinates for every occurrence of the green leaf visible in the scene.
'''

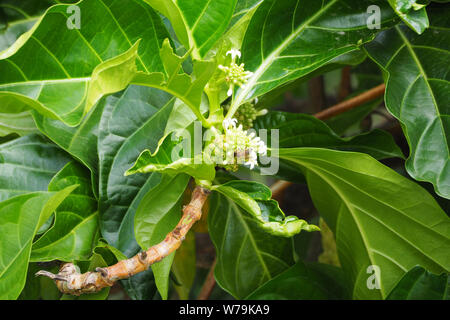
[208,191,295,299]
[30,161,99,262]
[0,111,38,137]
[0,134,71,201]
[0,0,170,126]
[126,133,215,181]
[388,0,430,34]
[172,231,196,299]
[254,111,404,160]
[246,261,350,299]
[278,148,450,299]
[0,186,76,299]
[387,265,448,299]
[132,39,215,124]
[365,7,450,198]
[212,180,319,237]
[228,0,397,114]
[32,101,106,178]
[0,0,57,51]
[98,86,176,255]
[134,174,189,300]
[144,0,238,58]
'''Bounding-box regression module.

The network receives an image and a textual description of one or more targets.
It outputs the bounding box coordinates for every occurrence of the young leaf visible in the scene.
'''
[386,265,449,300]
[0,0,170,126]
[245,261,350,300]
[0,186,76,299]
[388,0,430,34]
[365,6,450,199]
[279,148,450,299]
[126,133,215,182]
[228,0,397,114]
[144,0,238,58]
[212,180,319,237]
[208,191,295,299]
[0,134,71,201]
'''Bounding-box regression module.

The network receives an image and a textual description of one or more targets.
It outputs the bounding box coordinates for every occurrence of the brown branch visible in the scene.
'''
[197,258,217,300]
[36,186,210,296]
[271,83,386,199]
[314,84,385,120]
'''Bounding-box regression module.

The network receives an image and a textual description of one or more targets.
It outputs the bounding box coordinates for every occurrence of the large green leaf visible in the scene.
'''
[0,134,71,201]
[387,265,449,299]
[30,161,99,262]
[228,0,397,114]
[212,180,319,237]
[254,111,404,160]
[208,191,295,299]
[134,174,189,300]
[246,261,350,300]
[279,148,450,299]
[365,7,450,199]
[0,186,76,299]
[144,0,238,58]
[98,85,176,257]
[32,101,106,175]
[0,0,58,51]
[388,0,429,34]
[172,231,196,299]
[0,0,170,126]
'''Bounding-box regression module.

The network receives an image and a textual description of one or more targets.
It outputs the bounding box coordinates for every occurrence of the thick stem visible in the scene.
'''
[36,186,210,296]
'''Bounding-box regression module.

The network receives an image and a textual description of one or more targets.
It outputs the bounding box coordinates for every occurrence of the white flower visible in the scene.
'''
[226,49,241,61]
[222,118,237,129]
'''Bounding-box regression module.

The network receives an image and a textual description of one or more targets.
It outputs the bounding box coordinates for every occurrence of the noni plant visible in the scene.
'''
[0,0,448,301]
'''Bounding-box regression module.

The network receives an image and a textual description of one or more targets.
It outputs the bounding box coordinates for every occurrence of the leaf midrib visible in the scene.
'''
[233,0,338,108]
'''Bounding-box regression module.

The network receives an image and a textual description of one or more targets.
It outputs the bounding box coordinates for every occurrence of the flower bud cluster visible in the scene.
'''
[218,49,253,96]
[205,118,267,171]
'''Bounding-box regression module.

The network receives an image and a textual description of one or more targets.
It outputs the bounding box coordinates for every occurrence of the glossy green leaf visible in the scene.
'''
[279,148,450,299]
[365,7,450,198]
[98,85,176,257]
[246,261,350,300]
[31,161,99,262]
[0,111,38,137]
[144,0,237,57]
[388,0,429,34]
[387,265,448,299]
[208,191,295,299]
[32,101,106,176]
[0,0,58,51]
[0,134,71,201]
[126,133,215,181]
[254,111,404,160]
[134,174,189,300]
[172,231,196,299]
[0,0,170,126]
[228,0,397,114]
[0,186,76,299]
[212,180,319,237]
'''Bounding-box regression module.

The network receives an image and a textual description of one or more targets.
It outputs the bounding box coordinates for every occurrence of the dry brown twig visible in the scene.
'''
[36,186,210,295]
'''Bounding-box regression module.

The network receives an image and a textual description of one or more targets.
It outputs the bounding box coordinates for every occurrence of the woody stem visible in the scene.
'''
[36,186,210,296]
